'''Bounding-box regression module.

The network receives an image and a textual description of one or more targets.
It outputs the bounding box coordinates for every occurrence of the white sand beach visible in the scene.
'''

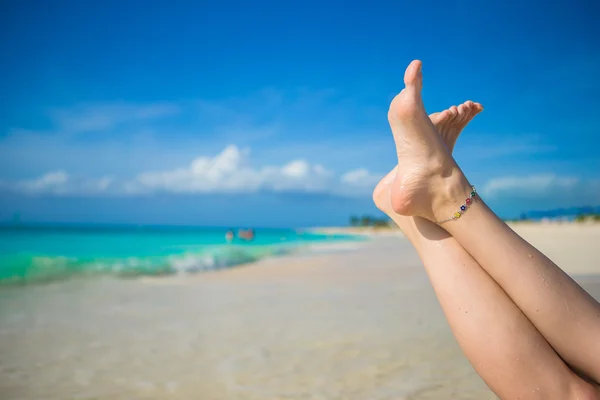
[1,224,599,399]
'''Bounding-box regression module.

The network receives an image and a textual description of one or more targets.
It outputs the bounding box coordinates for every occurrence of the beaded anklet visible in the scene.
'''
[436,185,477,224]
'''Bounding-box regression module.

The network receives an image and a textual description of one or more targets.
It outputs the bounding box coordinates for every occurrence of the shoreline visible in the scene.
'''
[0,230,365,287]
[1,226,598,399]
[309,222,600,277]
[309,219,600,234]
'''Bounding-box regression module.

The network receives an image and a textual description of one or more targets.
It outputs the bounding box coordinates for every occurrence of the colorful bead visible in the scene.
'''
[436,185,477,224]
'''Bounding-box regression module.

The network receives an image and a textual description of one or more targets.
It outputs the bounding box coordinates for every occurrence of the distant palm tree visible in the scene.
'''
[519,213,528,221]
[349,214,392,227]
[373,218,389,227]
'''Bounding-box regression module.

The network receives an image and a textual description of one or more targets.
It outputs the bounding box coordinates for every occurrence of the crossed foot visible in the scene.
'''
[373,95,482,218]
[380,60,481,222]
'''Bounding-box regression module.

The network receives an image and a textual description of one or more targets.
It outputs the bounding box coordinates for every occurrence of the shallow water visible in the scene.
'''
[2,231,597,399]
[0,225,359,285]
[0,238,497,400]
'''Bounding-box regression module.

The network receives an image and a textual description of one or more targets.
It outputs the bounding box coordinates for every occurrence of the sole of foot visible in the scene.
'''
[387,60,473,221]
[373,101,483,215]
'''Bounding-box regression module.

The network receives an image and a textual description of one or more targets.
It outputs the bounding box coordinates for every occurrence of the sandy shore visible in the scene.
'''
[1,224,599,399]
[313,223,600,276]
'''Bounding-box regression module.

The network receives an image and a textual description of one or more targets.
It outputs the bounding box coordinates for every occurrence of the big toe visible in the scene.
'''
[431,109,455,130]
[389,61,425,121]
[404,60,423,90]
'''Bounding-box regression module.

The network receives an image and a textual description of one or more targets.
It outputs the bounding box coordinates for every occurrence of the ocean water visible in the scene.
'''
[0,225,360,286]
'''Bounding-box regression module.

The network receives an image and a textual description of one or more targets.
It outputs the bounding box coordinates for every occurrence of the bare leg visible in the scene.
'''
[441,193,600,383]
[384,60,600,389]
[375,105,597,398]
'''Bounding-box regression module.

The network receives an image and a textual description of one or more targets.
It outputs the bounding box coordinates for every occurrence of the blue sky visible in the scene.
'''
[1,0,599,227]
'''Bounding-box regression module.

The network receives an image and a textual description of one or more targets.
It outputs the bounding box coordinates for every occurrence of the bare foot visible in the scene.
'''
[373,101,483,215]
[429,101,483,153]
[387,60,472,221]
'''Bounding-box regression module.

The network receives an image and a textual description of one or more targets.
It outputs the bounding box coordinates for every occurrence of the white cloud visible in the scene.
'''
[6,157,600,211]
[0,92,391,181]
[13,171,114,195]
[341,168,381,186]
[49,102,180,133]
[16,171,70,194]
[482,174,580,197]
[4,146,375,197]
[482,175,600,208]
[128,145,337,194]
[281,160,310,178]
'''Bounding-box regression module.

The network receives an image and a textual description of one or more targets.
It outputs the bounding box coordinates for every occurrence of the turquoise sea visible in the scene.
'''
[0,225,360,286]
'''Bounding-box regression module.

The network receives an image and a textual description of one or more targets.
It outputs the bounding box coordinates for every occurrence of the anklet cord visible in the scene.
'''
[436,185,477,224]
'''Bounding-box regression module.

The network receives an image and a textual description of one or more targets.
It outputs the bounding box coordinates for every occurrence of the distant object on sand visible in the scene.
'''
[225,228,255,242]
[237,229,255,241]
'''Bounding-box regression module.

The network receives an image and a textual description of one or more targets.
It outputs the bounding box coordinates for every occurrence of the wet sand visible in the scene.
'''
[1,225,599,399]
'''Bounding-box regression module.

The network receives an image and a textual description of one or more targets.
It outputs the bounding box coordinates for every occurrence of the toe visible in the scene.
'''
[443,108,457,129]
[441,109,454,121]
[389,61,425,121]
[461,101,483,126]
[466,101,483,120]
[471,102,482,117]
[432,110,451,132]
[429,111,442,123]
[446,106,459,129]
[457,104,469,124]
[431,110,452,125]
[465,101,476,116]
[445,108,457,121]
[403,60,423,90]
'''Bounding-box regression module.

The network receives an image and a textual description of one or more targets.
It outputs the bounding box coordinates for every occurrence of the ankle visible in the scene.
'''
[431,169,473,223]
